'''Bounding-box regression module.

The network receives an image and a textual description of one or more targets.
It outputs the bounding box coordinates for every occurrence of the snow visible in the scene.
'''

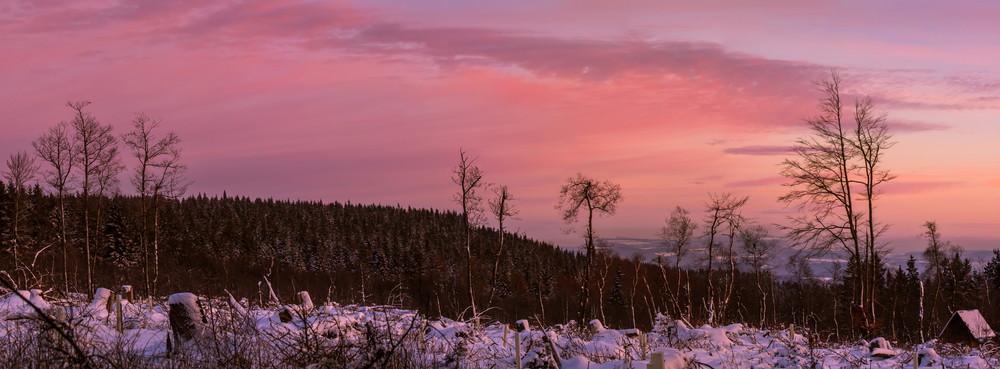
[2,288,1000,368]
[166,292,198,307]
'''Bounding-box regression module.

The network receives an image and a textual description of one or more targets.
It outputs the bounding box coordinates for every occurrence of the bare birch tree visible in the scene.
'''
[486,184,517,307]
[702,192,747,323]
[33,122,76,291]
[3,151,39,274]
[556,173,622,321]
[779,70,895,331]
[122,113,186,297]
[658,205,696,320]
[739,223,776,327]
[451,148,486,322]
[68,101,120,293]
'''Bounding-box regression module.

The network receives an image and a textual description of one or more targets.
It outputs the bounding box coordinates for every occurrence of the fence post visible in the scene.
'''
[514,331,522,369]
[647,351,665,369]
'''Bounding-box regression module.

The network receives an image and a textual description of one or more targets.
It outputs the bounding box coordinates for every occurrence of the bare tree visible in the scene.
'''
[920,220,958,335]
[851,95,896,324]
[779,70,895,330]
[486,184,518,307]
[701,192,747,323]
[921,221,946,280]
[3,151,39,273]
[68,101,120,293]
[658,205,696,320]
[33,122,77,291]
[739,223,777,327]
[719,196,747,321]
[122,113,186,297]
[451,148,486,322]
[556,173,622,321]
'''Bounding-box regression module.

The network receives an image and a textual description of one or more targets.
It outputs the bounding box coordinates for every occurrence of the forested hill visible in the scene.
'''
[0,185,621,325]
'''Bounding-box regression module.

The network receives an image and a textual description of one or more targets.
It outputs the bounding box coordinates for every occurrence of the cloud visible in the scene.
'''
[888,119,950,133]
[881,181,963,196]
[723,145,792,156]
[727,176,787,188]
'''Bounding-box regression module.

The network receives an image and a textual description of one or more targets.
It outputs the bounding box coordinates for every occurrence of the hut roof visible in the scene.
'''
[939,309,995,341]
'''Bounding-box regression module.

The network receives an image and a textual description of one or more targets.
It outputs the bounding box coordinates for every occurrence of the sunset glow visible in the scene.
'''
[2,0,998,249]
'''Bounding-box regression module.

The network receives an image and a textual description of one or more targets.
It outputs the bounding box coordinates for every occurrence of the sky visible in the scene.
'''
[1,0,998,251]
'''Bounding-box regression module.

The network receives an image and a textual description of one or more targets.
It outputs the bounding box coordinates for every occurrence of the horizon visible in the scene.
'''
[2,0,998,250]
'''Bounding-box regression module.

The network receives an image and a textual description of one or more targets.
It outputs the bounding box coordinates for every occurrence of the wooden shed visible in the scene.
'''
[938,309,995,343]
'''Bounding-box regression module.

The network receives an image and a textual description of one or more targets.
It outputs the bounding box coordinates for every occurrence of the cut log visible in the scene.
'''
[168,293,206,343]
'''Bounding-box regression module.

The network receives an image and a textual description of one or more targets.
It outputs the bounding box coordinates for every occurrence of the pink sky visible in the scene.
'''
[2,0,998,250]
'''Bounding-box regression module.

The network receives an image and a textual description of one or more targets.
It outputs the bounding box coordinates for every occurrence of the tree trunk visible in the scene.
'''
[579,204,594,321]
[59,192,69,292]
[152,196,160,297]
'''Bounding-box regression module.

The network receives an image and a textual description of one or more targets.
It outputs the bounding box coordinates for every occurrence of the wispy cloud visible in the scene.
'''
[723,146,792,156]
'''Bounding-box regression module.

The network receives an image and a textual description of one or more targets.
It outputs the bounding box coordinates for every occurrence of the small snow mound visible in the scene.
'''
[918,348,941,366]
[0,290,31,311]
[29,289,50,310]
[650,348,687,369]
[589,319,606,332]
[868,337,891,351]
[167,292,199,306]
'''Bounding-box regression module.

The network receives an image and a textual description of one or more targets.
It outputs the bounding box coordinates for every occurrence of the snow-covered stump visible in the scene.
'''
[918,348,941,367]
[297,291,314,311]
[647,349,687,369]
[515,319,530,332]
[589,319,606,333]
[869,337,895,358]
[86,288,112,319]
[29,289,50,311]
[120,285,133,303]
[168,293,207,348]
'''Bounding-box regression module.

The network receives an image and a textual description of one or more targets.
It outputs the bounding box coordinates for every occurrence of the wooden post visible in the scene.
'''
[789,324,795,341]
[514,331,522,369]
[913,348,919,369]
[639,332,648,360]
[115,294,124,333]
[648,351,665,369]
[503,324,509,348]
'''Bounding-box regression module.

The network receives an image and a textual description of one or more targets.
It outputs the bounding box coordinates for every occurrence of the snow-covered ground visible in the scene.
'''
[1,288,998,368]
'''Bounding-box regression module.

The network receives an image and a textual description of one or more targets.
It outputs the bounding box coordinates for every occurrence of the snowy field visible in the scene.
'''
[1,288,998,368]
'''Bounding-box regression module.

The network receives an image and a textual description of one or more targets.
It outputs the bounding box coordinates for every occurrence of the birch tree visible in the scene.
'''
[658,205,696,320]
[556,173,622,321]
[451,148,486,322]
[2,151,39,274]
[123,113,186,297]
[702,192,747,323]
[739,223,776,327]
[69,101,120,293]
[33,122,76,291]
[486,184,517,307]
[779,70,895,331]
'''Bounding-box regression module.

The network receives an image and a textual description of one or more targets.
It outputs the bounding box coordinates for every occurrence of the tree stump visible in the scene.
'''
[297,291,314,311]
[168,293,206,344]
[87,288,112,319]
[121,285,133,303]
[515,319,530,332]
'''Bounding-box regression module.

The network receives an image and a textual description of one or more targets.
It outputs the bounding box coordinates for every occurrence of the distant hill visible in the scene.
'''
[604,237,997,278]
